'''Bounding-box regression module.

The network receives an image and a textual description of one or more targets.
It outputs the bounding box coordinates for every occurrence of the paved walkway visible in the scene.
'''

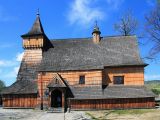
[0,108,90,120]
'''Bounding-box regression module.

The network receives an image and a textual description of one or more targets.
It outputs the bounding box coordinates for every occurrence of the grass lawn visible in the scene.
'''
[145,81,160,95]
[86,109,160,120]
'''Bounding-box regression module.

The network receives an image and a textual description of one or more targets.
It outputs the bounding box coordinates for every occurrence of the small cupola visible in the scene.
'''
[92,21,101,43]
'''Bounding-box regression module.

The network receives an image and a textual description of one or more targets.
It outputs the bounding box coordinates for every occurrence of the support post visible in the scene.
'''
[40,72,43,110]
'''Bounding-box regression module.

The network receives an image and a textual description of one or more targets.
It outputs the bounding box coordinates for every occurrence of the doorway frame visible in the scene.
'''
[49,88,65,108]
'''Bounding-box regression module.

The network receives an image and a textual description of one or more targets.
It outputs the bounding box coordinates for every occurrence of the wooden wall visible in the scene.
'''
[23,37,43,49]
[38,70,102,86]
[103,67,144,85]
[69,97,155,110]
[37,70,102,106]
[23,49,42,64]
[2,94,37,108]
[38,66,145,97]
[37,67,145,107]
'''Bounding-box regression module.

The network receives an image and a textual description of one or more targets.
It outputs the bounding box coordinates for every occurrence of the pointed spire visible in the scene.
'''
[92,20,101,35]
[21,9,45,38]
[37,8,40,16]
[92,21,101,43]
[95,20,97,25]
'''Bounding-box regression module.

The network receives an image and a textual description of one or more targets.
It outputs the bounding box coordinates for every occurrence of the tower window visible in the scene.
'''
[113,76,124,84]
[79,75,85,84]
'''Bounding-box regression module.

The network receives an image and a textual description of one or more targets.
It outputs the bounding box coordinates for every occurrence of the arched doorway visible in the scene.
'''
[51,89,62,108]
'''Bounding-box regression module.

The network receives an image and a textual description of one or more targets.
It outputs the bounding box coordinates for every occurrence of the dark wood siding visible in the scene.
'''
[69,97,155,110]
[0,95,2,105]
[2,94,37,108]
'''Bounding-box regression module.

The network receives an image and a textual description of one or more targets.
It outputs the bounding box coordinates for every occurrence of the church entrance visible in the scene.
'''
[51,89,62,108]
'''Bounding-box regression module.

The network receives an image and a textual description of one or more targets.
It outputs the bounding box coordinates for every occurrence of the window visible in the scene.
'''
[113,76,124,84]
[79,75,85,84]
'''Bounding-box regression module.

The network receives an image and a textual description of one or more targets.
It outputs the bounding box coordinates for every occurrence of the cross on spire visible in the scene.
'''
[95,20,98,27]
[37,8,40,16]
[92,20,101,35]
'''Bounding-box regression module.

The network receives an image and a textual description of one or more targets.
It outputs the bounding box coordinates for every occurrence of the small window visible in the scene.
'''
[79,75,85,84]
[113,76,124,84]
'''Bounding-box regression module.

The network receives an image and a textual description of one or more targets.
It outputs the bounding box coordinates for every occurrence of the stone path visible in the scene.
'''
[0,108,91,120]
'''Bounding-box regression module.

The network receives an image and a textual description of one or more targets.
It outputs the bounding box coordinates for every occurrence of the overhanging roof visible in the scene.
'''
[39,36,146,71]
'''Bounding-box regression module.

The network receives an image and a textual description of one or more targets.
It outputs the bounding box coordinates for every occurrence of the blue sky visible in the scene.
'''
[0,0,160,86]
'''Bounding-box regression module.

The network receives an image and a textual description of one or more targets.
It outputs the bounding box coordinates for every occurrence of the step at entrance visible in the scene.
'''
[47,107,64,113]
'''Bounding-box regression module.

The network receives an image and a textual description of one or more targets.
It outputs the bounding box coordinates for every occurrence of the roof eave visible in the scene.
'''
[2,93,37,95]
[104,64,148,68]
[37,68,103,72]
[21,33,44,38]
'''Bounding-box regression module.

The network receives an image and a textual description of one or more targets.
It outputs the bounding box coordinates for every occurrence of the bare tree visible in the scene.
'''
[114,11,138,36]
[145,2,160,58]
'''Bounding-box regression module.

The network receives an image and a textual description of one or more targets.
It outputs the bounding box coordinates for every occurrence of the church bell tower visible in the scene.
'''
[20,11,52,65]
[21,11,52,50]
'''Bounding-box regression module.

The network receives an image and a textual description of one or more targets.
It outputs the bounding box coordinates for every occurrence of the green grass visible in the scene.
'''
[151,88,160,95]
[145,82,160,95]
[86,112,100,120]
[110,109,153,115]
[86,109,155,120]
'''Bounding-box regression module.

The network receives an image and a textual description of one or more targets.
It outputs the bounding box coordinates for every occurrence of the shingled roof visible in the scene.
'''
[21,14,44,37]
[39,36,146,72]
[1,60,40,94]
[1,80,37,95]
[69,85,155,99]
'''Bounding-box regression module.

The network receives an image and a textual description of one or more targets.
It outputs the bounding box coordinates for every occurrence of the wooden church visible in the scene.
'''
[1,13,155,111]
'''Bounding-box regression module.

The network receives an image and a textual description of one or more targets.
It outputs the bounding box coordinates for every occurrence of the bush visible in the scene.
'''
[151,89,160,95]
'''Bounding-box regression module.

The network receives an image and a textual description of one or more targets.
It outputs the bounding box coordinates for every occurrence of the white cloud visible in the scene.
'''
[0,52,22,85]
[0,60,17,67]
[16,52,24,62]
[14,66,19,74]
[67,0,124,26]
[0,43,15,49]
[145,74,160,80]
[0,69,17,82]
[146,0,155,6]
[106,0,124,10]
[68,0,104,26]
[0,60,5,66]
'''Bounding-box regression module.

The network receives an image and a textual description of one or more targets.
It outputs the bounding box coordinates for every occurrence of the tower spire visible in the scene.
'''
[93,20,100,34]
[37,8,40,16]
[92,21,101,43]
[21,10,44,38]
[95,20,98,27]
[21,12,53,50]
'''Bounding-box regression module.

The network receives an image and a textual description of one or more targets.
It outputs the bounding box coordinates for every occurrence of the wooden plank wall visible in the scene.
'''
[2,94,37,108]
[38,70,102,86]
[37,70,102,106]
[23,37,43,49]
[103,67,144,85]
[23,49,42,64]
[69,97,155,110]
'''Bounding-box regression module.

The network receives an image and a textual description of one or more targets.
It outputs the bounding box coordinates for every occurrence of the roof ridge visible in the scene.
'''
[50,35,136,41]
[50,37,91,41]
